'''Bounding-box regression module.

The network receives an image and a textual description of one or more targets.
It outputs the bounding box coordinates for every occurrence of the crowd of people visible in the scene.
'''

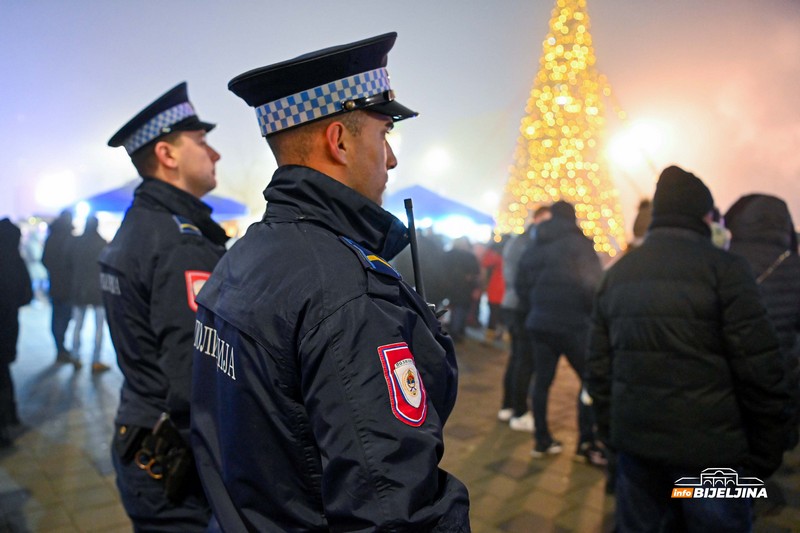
[0,30,798,532]
[0,210,111,448]
[39,210,111,373]
[472,167,798,531]
[390,166,800,530]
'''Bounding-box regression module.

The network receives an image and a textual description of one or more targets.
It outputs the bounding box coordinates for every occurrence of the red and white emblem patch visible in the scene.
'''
[378,342,427,427]
[184,270,211,312]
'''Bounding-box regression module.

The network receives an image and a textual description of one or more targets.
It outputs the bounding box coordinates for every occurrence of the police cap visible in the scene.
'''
[229,32,418,137]
[108,82,215,156]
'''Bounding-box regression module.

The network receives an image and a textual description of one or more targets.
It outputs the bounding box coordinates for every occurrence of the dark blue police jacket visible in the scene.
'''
[100,177,227,436]
[191,166,470,532]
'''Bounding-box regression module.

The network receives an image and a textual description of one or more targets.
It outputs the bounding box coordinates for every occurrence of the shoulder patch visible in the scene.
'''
[378,342,427,427]
[339,236,401,280]
[185,270,211,311]
[173,215,202,236]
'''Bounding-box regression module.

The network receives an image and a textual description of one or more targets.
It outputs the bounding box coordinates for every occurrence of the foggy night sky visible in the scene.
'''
[2,0,799,235]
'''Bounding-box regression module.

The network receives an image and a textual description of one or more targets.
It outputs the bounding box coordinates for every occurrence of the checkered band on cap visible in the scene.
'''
[123,102,196,154]
[255,67,391,136]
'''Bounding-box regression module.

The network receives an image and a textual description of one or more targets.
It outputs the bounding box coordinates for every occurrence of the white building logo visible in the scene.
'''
[671,468,767,499]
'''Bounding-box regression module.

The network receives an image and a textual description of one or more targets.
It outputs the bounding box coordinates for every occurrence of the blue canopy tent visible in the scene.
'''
[383,185,494,226]
[76,179,248,220]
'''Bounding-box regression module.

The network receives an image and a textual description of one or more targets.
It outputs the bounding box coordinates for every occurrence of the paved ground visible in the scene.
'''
[0,302,798,532]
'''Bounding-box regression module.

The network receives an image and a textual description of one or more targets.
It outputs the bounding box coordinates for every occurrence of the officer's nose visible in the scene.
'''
[208,145,221,162]
[386,141,397,170]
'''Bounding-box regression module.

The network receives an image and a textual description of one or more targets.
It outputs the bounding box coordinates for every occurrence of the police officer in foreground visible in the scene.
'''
[102,82,227,531]
[191,33,471,531]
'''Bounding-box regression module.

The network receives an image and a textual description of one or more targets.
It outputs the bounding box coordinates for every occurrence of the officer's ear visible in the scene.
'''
[153,136,182,171]
[324,121,349,166]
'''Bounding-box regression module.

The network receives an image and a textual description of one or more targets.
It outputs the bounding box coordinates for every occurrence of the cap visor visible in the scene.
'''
[198,120,216,133]
[368,100,418,122]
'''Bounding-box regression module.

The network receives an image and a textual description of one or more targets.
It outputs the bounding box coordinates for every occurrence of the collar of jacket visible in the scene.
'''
[263,165,409,260]
[649,213,711,239]
[535,216,585,244]
[646,226,712,244]
[135,177,229,246]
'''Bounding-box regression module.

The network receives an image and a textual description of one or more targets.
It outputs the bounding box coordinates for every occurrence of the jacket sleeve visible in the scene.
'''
[585,275,612,444]
[298,294,470,532]
[720,256,791,478]
[514,243,538,315]
[150,241,217,432]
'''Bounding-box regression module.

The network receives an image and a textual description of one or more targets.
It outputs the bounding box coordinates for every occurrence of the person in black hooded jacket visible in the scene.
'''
[41,209,75,364]
[586,166,789,532]
[726,193,800,451]
[69,214,109,372]
[516,200,604,461]
[0,218,33,447]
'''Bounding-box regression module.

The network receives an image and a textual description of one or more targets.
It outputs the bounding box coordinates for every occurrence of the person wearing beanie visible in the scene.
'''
[586,166,790,531]
[516,200,605,464]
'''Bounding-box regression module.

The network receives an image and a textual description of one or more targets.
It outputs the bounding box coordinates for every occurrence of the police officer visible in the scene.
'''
[102,82,227,531]
[191,33,471,531]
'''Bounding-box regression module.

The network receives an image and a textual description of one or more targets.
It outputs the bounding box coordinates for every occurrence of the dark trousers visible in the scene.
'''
[501,308,535,416]
[616,452,753,532]
[530,330,593,445]
[112,438,211,532]
[449,305,469,342]
[487,303,502,330]
[50,298,72,353]
[0,363,17,428]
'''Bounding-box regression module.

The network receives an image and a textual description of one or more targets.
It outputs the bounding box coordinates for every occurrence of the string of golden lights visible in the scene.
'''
[496,0,627,257]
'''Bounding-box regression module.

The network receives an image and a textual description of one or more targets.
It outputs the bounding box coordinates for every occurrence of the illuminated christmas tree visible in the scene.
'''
[495,0,627,256]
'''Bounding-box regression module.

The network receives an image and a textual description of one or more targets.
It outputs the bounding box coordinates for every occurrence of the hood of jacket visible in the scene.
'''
[725,194,797,252]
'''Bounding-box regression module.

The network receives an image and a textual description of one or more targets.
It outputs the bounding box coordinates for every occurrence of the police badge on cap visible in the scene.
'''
[108,82,216,156]
[228,32,418,137]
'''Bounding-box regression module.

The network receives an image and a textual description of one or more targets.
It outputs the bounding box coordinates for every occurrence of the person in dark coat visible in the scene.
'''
[191,33,470,531]
[497,205,551,432]
[516,201,604,461]
[69,215,109,373]
[391,228,448,308]
[726,193,800,451]
[443,236,481,343]
[586,166,790,532]
[41,209,75,364]
[0,218,33,446]
[102,82,226,531]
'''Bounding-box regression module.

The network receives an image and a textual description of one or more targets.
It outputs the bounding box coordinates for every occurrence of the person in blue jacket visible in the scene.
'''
[191,33,470,532]
[101,82,227,531]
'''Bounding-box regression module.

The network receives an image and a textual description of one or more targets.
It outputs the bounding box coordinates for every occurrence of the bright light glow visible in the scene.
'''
[75,201,90,219]
[417,217,433,228]
[35,170,77,209]
[607,120,665,170]
[73,200,91,233]
[481,191,499,212]
[423,147,451,176]
[434,215,492,242]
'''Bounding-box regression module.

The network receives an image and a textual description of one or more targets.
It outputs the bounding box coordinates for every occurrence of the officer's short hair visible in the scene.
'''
[130,131,182,177]
[267,111,364,164]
